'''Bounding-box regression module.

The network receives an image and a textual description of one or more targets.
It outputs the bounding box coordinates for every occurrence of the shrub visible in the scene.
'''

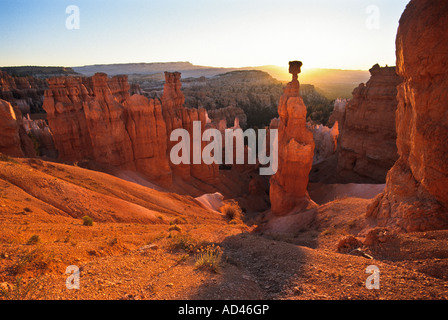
[8,246,53,276]
[26,235,40,245]
[82,216,94,226]
[168,234,201,253]
[220,201,242,221]
[194,244,222,273]
[169,224,182,232]
[0,277,43,300]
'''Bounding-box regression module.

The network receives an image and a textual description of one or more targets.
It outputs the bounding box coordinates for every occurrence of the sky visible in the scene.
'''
[0,0,409,70]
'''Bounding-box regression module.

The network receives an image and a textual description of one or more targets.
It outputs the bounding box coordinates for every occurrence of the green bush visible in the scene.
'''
[82,216,94,226]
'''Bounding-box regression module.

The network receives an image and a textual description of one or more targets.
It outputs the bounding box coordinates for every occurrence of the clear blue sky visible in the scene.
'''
[0,0,409,69]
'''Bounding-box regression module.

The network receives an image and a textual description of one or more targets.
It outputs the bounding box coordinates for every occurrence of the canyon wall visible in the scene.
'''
[43,72,219,186]
[336,64,401,183]
[43,73,172,184]
[270,63,315,215]
[367,0,448,232]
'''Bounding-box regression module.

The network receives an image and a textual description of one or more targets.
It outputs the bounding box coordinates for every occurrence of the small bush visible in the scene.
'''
[194,244,222,273]
[168,234,200,253]
[8,246,53,276]
[109,238,118,246]
[0,277,43,300]
[169,224,182,232]
[82,216,94,226]
[220,201,242,222]
[26,235,40,245]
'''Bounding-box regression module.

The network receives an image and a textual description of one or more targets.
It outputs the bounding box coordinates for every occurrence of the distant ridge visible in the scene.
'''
[0,62,371,99]
[0,66,80,78]
[72,62,370,99]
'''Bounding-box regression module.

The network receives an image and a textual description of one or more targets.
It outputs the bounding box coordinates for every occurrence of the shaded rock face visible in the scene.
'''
[312,122,339,164]
[367,0,448,232]
[327,99,347,129]
[270,62,316,215]
[21,115,57,158]
[0,71,47,115]
[43,73,172,184]
[337,64,402,183]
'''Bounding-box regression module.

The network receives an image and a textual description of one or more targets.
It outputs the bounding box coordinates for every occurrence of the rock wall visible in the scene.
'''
[367,0,448,232]
[337,64,401,183]
[270,62,316,215]
[43,73,172,184]
[43,72,219,186]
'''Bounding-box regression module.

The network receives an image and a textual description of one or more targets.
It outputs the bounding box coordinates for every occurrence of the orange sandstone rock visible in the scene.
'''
[0,99,24,157]
[367,0,448,232]
[337,64,401,183]
[270,62,316,215]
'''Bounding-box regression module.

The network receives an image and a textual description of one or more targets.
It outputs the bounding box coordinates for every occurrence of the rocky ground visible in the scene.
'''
[0,156,447,300]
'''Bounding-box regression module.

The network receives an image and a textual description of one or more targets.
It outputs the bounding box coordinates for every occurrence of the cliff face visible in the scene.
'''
[43,73,172,184]
[43,72,219,186]
[367,0,448,232]
[0,71,47,115]
[337,64,401,183]
[270,64,316,215]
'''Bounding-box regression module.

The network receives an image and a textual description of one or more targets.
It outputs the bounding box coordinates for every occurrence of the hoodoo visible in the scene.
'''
[269,61,316,215]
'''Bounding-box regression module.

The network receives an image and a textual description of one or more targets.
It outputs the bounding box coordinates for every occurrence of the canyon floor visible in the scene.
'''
[0,156,447,300]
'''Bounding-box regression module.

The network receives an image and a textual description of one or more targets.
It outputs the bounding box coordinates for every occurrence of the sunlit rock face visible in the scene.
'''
[270,61,316,216]
[161,72,219,183]
[0,99,24,157]
[337,64,401,183]
[367,0,448,232]
[43,71,221,186]
[43,73,172,184]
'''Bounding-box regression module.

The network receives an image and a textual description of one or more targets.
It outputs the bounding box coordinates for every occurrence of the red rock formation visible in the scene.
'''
[0,99,24,157]
[43,73,172,184]
[367,0,448,232]
[161,72,219,183]
[43,72,220,186]
[337,64,401,183]
[270,62,316,215]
